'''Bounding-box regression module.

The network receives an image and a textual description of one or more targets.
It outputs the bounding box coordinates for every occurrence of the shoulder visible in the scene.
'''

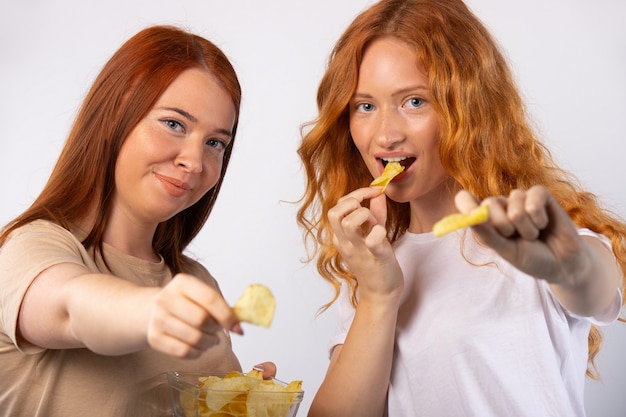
[1,219,83,254]
[0,220,90,276]
[577,227,612,251]
[6,219,73,237]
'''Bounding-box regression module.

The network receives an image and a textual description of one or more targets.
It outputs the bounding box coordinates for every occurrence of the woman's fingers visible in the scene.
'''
[456,188,553,240]
[173,274,239,331]
[454,186,586,282]
[329,187,386,241]
[330,188,381,230]
[146,315,219,358]
[253,362,278,379]
[147,273,240,357]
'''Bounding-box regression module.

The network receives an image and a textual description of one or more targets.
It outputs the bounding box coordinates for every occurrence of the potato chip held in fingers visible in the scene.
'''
[370,161,405,192]
[233,284,276,328]
[432,204,490,237]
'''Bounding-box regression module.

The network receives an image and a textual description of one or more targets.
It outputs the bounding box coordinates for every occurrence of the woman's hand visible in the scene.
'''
[253,362,277,379]
[146,273,242,358]
[455,185,583,281]
[455,185,620,316]
[327,187,404,302]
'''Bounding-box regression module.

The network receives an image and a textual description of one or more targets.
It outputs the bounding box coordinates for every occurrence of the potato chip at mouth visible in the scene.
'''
[370,161,405,192]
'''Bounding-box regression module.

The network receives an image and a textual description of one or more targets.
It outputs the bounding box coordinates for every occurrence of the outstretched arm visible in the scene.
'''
[18,262,241,357]
[455,186,621,317]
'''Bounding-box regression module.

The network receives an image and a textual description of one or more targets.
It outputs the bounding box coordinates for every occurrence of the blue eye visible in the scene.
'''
[164,119,185,132]
[406,97,424,108]
[357,102,375,112]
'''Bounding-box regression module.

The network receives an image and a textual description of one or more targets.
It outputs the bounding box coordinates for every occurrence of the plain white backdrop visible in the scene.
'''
[1,1,625,415]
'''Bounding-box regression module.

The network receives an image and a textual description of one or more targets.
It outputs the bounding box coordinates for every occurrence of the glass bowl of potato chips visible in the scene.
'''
[167,369,304,417]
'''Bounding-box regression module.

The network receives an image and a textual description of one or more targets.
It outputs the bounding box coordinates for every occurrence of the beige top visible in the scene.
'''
[0,220,241,416]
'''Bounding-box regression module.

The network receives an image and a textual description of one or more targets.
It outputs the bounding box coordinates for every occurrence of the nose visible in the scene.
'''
[175,140,204,173]
[375,108,405,148]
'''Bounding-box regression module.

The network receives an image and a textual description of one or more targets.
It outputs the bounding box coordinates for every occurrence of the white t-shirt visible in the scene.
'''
[330,229,621,417]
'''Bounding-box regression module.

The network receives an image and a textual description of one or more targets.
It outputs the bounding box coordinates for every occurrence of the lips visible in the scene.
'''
[154,173,191,197]
[380,156,416,170]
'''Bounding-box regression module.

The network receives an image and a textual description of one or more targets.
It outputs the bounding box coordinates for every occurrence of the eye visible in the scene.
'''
[405,97,424,109]
[206,138,228,151]
[355,102,375,113]
[163,118,185,133]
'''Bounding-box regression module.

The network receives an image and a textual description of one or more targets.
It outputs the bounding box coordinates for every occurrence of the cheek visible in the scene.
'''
[200,155,225,191]
[348,133,373,173]
[348,123,369,156]
[418,118,441,156]
[114,145,142,186]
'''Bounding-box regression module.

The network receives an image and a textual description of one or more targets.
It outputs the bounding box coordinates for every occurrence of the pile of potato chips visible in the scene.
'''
[175,369,303,417]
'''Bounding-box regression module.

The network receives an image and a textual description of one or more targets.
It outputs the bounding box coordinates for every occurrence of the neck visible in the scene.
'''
[408,182,458,234]
[77,206,161,263]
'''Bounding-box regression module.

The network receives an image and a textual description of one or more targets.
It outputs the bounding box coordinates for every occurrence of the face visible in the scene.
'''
[349,37,448,205]
[114,68,236,225]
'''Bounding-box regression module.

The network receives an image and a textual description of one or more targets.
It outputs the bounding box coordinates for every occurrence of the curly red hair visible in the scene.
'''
[297,0,626,378]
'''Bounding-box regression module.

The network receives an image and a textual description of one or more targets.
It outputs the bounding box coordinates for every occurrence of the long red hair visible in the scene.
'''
[297,0,626,377]
[0,25,242,273]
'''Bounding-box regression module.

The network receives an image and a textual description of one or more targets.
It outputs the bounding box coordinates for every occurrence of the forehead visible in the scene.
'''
[159,68,226,101]
[357,37,427,88]
[155,68,236,127]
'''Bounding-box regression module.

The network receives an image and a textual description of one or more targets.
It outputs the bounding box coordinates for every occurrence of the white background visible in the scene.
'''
[1,1,625,415]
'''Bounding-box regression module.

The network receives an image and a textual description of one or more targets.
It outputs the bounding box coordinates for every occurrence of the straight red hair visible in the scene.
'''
[0,25,242,273]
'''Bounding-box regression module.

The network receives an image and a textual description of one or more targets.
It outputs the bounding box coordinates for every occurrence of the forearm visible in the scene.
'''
[551,236,621,317]
[64,273,159,355]
[309,298,398,417]
[18,261,160,355]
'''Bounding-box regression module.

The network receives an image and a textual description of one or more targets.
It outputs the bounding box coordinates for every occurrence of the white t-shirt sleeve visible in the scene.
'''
[554,228,623,325]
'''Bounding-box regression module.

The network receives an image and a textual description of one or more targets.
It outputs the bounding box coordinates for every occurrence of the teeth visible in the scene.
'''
[382,156,407,162]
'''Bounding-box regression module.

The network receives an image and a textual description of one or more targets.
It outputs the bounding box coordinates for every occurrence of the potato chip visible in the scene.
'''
[370,161,405,192]
[233,284,276,328]
[432,204,490,237]
[196,372,258,413]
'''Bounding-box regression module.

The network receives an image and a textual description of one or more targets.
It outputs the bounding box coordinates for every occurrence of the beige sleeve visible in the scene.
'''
[0,221,88,351]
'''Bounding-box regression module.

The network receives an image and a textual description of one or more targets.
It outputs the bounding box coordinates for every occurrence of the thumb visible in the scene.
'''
[369,192,388,227]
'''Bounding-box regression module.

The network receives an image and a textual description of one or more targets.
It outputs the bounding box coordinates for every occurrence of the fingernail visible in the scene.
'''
[231,323,244,335]
[253,364,264,372]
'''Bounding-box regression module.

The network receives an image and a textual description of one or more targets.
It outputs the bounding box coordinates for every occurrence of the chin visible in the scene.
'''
[384,189,411,204]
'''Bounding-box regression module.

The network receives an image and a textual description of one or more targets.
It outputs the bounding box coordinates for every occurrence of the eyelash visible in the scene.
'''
[206,138,228,150]
[354,97,424,113]
[164,118,185,133]
[406,97,424,108]
[161,118,229,151]
[355,102,374,112]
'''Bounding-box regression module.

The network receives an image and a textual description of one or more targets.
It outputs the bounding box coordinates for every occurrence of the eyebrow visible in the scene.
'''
[161,107,198,123]
[352,85,429,100]
[160,106,233,138]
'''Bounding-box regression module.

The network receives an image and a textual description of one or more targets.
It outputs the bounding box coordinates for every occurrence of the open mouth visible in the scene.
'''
[381,156,415,170]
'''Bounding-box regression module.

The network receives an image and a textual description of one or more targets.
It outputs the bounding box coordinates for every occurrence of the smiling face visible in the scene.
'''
[113,67,236,227]
[349,37,450,208]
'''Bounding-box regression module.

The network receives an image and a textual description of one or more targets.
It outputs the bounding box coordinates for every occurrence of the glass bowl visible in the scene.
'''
[167,371,304,417]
